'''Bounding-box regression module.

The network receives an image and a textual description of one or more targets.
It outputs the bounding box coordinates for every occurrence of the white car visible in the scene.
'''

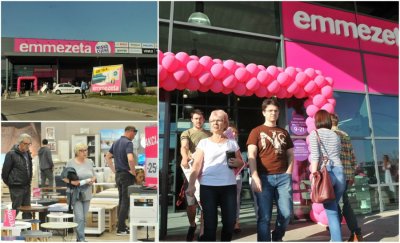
[53,83,81,95]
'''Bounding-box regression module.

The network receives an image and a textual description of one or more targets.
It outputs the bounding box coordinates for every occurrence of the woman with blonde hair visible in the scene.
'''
[62,143,96,242]
[187,109,244,241]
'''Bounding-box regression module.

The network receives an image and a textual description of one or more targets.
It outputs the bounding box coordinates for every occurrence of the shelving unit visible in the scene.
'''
[71,134,100,167]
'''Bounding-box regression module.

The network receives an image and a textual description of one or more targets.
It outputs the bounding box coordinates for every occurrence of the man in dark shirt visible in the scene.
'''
[106,126,137,235]
[38,139,54,187]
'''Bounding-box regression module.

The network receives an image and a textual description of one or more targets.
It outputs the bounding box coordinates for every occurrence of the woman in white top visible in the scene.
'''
[187,109,244,241]
[309,110,345,242]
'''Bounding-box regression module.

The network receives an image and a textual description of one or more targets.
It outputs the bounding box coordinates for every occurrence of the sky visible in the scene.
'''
[1,1,157,43]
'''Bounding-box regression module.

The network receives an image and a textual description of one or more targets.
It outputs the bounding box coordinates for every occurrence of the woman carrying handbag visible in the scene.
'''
[309,110,346,242]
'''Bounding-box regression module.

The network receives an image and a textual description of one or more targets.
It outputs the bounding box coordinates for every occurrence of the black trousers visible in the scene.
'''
[115,171,135,231]
[10,185,32,219]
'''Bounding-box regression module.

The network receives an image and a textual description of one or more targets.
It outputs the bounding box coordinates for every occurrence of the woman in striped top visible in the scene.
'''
[309,110,346,242]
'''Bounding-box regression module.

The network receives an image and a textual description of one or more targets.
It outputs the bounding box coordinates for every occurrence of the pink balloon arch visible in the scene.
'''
[159,50,337,226]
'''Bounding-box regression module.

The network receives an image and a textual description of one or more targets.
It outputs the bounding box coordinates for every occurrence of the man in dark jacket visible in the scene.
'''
[1,133,33,219]
[38,139,54,187]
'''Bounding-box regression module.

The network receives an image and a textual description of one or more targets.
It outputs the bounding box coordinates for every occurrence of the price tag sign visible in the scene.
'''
[145,126,158,187]
[145,158,158,178]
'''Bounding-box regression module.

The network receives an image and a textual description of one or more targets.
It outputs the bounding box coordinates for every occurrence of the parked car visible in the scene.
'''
[53,83,81,95]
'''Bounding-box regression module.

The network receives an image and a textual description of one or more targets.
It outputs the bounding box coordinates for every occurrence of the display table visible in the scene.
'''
[89,202,118,232]
[18,205,49,229]
[85,207,105,235]
[31,198,59,206]
[41,192,60,199]
[47,212,74,222]
[1,221,31,236]
[92,182,116,195]
[21,230,52,242]
[41,222,77,241]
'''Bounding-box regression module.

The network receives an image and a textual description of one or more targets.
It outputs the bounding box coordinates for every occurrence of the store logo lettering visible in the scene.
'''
[293,10,399,46]
[19,43,92,53]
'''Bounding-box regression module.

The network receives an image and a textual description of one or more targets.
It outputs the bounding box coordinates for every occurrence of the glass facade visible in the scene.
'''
[159,1,398,238]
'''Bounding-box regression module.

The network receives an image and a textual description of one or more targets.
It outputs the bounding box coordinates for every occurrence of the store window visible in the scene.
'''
[172,1,280,36]
[159,1,171,19]
[171,26,280,67]
[334,92,371,137]
[369,95,399,137]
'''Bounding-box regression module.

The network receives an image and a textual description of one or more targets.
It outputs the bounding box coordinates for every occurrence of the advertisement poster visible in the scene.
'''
[100,129,124,151]
[91,65,127,93]
[3,209,16,227]
[144,126,158,187]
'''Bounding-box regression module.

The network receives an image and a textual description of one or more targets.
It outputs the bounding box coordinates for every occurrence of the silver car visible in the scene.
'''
[53,83,81,95]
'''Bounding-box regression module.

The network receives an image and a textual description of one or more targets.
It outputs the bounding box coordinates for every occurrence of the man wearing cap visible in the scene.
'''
[106,126,137,235]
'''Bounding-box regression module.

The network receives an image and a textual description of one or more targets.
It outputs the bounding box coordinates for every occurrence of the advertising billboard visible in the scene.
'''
[91,64,127,94]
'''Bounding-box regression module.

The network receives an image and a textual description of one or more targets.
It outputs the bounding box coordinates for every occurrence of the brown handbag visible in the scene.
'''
[310,131,336,204]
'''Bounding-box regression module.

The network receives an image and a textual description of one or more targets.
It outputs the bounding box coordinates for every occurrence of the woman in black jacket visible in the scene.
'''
[1,133,33,219]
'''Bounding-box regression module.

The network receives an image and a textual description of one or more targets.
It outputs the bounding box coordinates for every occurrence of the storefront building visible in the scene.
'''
[1,37,158,91]
[159,1,398,238]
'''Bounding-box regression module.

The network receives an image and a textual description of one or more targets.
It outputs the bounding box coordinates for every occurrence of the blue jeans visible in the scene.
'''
[323,166,346,242]
[200,184,237,241]
[255,173,293,241]
[73,200,90,241]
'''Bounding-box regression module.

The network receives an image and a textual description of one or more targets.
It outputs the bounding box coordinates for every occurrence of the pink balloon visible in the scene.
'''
[189,55,199,61]
[305,68,317,79]
[235,67,250,83]
[321,103,334,113]
[173,68,190,84]
[175,52,190,65]
[223,60,238,73]
[304,81,318,94]
[257,71,273,86]
[285,66,297,79]
[304,98,313,108]
[277,88,288,99]
[315,69,323,76]
[287,82,299,94]
[314,75,327,88]
[296,67,303,72]
[306,135,310,145]
[162,76,177,91]
[321,86,333,99]
[236,62,245,68]
[313,94,327,108]
[327,98,336,106]
[306,117,315,127]
[211,63,227,80]
[163,51,174,56]
[186,77,201,91]
[213,58,223,64]
[246,77,260,91]
[222,75,238,89]
[233,82,246,96]
[295,72,309,86]
[198,71,214,86]
[244,89,254,96]
[307,125,316,134]
[277,72,291,86]
[199,56,214,70]
[186,60,203,77]
[158,50,164,64]
[294,89,306,99]
[246,63,260,76]
[162,55,180,73]
[159,65,167,81]
[306,104,319,117]
[266,65,279,78]
[325,77,334,86]
[258,65,267,71]
[277,67,284,72]
[210,80,224,93]
[312,203,325,213]
[198,85,210,93]
[267,80,280,94]
[222,87,233,95]
[255,86,268,98]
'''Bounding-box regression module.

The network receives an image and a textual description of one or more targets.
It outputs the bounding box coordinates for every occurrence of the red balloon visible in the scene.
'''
[186,77,201,91]
[304,81,318,94]
[162,76,177,91]
[255,86,267,98]
[246,63,260,76]
[244,89,254,96]
[294,88,306,99]
[295,72,310,86]
[210,80,224,93]
[313,94,327,108]
[176,82,186,90]
[285,66,297,79]
[321,86,333,99]
[314,75,327,88]
[159,65,167,81]
[222,86,233,95]
[211,63,227,80]
[306,104,319,117]
[267,80,280,94]
[305,68,317,79]
[198,71,214,86]
[277,72,291,87]
[198,85,210,93]
[223,60,238,73]
[162,55,180,73]
[287,82,299,94]
[266,65,279,78]
[199,56,214,70]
